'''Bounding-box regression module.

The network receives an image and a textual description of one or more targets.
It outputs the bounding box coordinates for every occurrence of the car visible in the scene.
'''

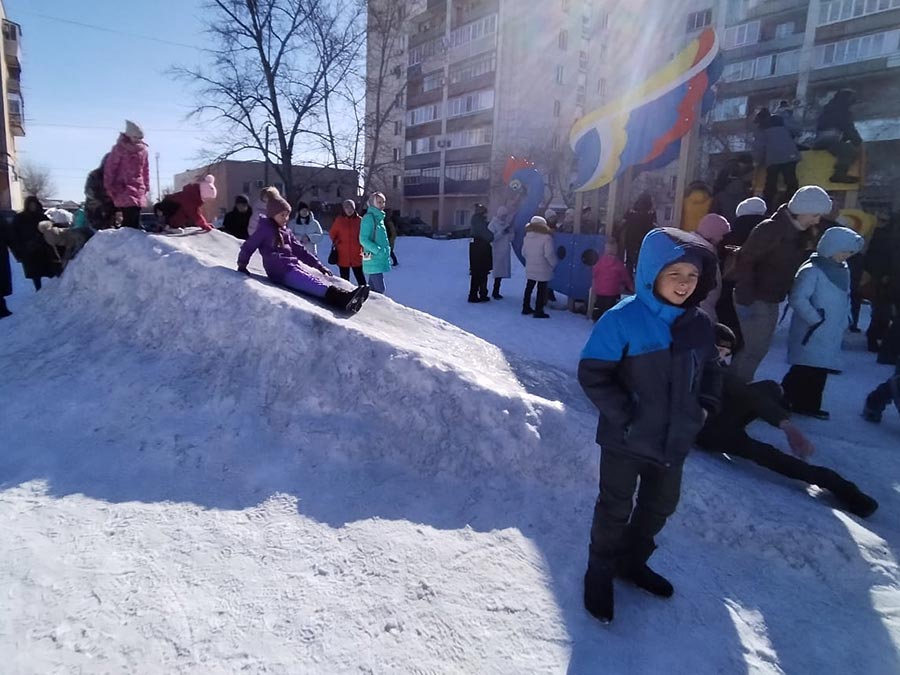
[394,216,433,237]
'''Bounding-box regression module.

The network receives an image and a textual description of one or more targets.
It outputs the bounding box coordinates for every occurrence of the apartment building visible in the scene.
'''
[367,0,614,233]
[706,0,900,207]
[0,2,24,211]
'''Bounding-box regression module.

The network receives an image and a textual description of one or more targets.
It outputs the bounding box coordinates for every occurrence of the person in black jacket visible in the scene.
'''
[813,89,862,184]
[10,196,61,291]
[468,203,493,303]
[578,228,721,624]
[699,324,878,518]
[863,216,900,360]
[221,195,252,240]
[0,212,13,318]
[621,192,657,276]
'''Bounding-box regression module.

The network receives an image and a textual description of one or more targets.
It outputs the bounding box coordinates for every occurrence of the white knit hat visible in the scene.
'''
[124,120,144,141]
[788,186,832,216]
[735,197,767,217]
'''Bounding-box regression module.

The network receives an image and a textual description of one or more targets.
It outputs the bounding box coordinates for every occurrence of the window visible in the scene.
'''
[395,92,404,107]
[403,167,441,185]
[576,84,586,106]
[579,50,589,71]
[445,163,491,182]
[449,13,498,49]
[819,0,900,26]
[664,206,674,221]
[775,22,795,38]
[815,29,900,67]
[2,21,18,42]
[722,58,755,82]
[393,148,401,161]
[597,78,607,96]
[448,52,497,84]
[445,126,493,149]
[686,8,713,32]
[392,175,399,189]
[242,181,251,194]
[724,20,760,49]
[582,14,592,39]
[554,99,561,117]
[422,70,443,92]
[710,95,748,121]
[394,121,402,136]
[408,37,443,66]
[551,134,559,150]
[556,65,564,84]
[559,30,568,50]
[596,11,610,30]
[562,0,570,11]
[454,209,471,227]
[418,19,432,33]
[407,103,441,126]
[446,89,495,118]
[406,136,438,155]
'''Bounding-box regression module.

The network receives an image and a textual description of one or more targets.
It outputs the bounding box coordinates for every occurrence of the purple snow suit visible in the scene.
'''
[237,216,330,297]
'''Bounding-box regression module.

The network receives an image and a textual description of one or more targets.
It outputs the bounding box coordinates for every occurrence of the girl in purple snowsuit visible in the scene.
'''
[237,192,369,313]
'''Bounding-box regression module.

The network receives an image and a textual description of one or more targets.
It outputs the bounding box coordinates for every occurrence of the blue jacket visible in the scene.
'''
[360,206,392,275]
[787,226,863,372]
[578,228,722,467]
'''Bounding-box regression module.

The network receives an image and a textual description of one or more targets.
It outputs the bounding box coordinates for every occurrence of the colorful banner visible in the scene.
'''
[569,27,723,192]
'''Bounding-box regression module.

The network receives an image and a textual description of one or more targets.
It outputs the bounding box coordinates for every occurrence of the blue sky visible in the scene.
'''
[9,0,233,201]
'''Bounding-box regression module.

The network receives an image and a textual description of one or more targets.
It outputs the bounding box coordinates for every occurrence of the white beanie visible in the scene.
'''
[735,197,767,218]
[788,186,832,216]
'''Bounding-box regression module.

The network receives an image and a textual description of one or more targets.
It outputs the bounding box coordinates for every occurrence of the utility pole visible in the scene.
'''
[155,152,161,201]
[264,125,270,186]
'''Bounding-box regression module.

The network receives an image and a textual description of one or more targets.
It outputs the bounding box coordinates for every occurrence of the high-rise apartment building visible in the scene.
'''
[366,0,615,233]
[0,1,24,211]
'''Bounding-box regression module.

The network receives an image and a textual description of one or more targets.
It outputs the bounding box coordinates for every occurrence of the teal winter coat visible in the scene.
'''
[360,206,392,275]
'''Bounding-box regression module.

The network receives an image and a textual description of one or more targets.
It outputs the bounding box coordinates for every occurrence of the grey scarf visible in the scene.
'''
[810,253,849,291]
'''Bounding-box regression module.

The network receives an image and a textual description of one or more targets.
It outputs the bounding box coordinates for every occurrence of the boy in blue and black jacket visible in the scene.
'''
[578,228,722,624]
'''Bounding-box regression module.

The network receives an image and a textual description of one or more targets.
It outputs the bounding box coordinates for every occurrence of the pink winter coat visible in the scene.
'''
[592,254,634,297]
[103,134,150,208]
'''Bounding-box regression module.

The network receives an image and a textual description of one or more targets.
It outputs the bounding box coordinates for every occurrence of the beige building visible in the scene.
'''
[0,2,24,212]
[173,160,359,225]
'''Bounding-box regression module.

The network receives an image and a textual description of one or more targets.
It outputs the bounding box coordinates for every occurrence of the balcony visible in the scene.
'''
[404,180,441,197]
[448,32,497,65]
[9,110,24,137]
[3,21,21,69]
[444,178,489,195]
[744,0,810,21]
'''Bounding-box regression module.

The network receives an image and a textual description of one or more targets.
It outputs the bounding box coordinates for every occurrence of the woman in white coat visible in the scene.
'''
[291,201,323,256]
[488,206,512,299]
[782,226,864,419]
[521,215,558,319]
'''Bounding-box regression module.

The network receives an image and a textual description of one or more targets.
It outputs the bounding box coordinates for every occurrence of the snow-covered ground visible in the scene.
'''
[1,232,898,674]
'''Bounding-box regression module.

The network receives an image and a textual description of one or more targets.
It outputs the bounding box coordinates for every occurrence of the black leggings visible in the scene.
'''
[339,266,366,286]
[782,365,828,413]
[763,162,799,209]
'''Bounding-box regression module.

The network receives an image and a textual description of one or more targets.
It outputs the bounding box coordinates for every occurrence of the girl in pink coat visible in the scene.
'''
[591,238,634,320]
[103,120,150,229]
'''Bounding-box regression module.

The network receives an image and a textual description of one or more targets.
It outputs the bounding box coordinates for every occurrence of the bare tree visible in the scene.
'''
[359,0,408,196]
[173,0,363,203]
[20,162,57,202]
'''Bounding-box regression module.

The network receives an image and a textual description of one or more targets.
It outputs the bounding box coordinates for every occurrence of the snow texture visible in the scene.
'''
[1,231,898,674]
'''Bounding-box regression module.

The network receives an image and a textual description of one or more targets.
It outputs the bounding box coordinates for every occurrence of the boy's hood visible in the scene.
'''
[635,228,717,322]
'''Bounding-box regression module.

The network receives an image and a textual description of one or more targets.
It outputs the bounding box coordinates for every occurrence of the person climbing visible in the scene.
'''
[521,215,558,318]
[103,120,150,229]
[236,191,369,314]
[488,206,513,300]
[730,186,831,383]
[699,324,878,518]
[782,226,864,420]
[221,195,252,240]
[754,108,801,209]
[712,154,754,222]
[621,192,657,276]
[578,227,720,624]
[814,89,862,184]
[330,199,366,286]
[468,203,493,303]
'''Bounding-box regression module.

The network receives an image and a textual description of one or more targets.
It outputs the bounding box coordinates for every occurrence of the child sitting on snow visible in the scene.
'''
[578,228,720,624]
[591,238,634,321]
[237,191,369,314]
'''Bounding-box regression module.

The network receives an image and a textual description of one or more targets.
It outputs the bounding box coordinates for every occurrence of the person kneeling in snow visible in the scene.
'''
[153,175,218,233]
[578,228,721,624]
[698,324,878,518]
[237,191,369,314]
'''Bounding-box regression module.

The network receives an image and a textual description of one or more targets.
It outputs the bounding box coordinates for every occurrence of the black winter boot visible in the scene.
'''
[583,566,614,624]
[620,540,674,598]
[834,482,879,518]
[324,285,369,314]
[522,303,534,315]
[492,278,503,300]
[0,298,10,319]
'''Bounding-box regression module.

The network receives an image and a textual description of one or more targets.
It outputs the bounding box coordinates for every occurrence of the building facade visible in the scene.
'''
[173,160,359,226]
[0,2,24,212]
[367,0,615,233]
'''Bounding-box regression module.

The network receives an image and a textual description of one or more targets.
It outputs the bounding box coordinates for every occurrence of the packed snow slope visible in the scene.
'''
[1,230,899,674]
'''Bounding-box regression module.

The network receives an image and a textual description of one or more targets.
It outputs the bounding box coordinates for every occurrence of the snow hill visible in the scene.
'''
[1,231,898,674]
